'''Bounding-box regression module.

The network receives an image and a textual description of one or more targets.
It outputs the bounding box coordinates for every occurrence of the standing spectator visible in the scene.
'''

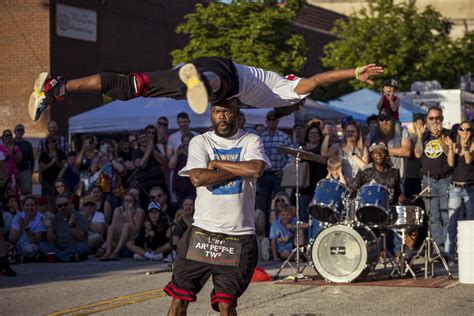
[80,195,106,255]
[405,113,425,200]
[169,132,196,203]
[322,120,339,148]
[127,202,171,261]
[39,136,66,206]
[414,106,452,254]
[90,138,125,210]
[9,196,46,262]
[53,178,80,211]
[39,193,89,262]
[254,124,265,136]
[0,151,8,200]
[155,116,170,152]
[366,112,411,182]
[133,131,168,208]
[75,135,95,192]
[443,120,474,261]
[37,120,68,153]
[0,129,22,191]
[366,114,379,135]
[237,112,255,133]
[166,112,198,159]
[146,124,170,189]
[100,192,145,261]
[259,110,292,215]
[298,124,327,225]
[13,124,34,195]
[58,151,80,194]
[377,78,400,123]
[322,121,369,183]
[117,137,135,189]
[291,123,304,148]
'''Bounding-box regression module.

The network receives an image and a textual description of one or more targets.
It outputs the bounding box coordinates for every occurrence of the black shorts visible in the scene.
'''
[164,226,257,312]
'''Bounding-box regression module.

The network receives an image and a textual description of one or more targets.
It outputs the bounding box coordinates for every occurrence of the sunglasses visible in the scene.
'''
[56,202,69,208]
[459,127,472,132]
[147,131,156,134]
[151,194,162,199]
[428,116,442,122]
[158,122,168,127]
[3,134,12,137]
[84,202,95,207]
[378,118,391,122]
[275,198,285,203]
[16,128,24,132]
[267,118,278,121]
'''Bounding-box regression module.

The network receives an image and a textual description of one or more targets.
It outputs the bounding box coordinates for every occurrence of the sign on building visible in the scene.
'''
[56,4,97,43]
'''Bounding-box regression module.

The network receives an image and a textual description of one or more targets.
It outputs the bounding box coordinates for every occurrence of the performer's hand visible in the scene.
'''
[398,193,406,205]
[357,64,384,85]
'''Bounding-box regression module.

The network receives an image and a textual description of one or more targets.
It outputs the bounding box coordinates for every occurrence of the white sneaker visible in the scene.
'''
[178,63,208,115]
[144,251,163,261]
[133,253,145,261]
[261,237,271,261]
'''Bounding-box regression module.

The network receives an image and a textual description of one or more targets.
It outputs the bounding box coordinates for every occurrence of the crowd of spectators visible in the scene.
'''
[1,80,473,276]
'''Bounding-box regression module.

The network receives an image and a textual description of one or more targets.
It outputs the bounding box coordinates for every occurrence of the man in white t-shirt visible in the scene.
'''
[163,99,270,315]
[29,57,383,121]
[166,112,199,159]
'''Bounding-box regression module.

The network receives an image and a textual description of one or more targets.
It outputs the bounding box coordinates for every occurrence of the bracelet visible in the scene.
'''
[355,66,360,80]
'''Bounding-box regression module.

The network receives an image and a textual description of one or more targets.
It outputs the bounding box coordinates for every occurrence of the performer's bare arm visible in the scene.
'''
[188,159,266,187]
[294,64,384,95]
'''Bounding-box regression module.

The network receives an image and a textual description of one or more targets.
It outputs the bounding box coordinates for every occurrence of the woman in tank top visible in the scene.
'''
[322,121,369,183]
[442,120,474,259]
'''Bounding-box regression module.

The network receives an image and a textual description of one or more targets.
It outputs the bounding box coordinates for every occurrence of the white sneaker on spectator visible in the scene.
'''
[144,252,163,261]
[163,250,177,263]
[261,237,271,261]
[133,254,146,261]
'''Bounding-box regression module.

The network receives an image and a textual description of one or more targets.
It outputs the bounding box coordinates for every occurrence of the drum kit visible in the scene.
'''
[275,147,451,283]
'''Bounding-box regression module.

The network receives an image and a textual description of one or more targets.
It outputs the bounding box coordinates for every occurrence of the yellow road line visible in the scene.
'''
[45,288,166,316]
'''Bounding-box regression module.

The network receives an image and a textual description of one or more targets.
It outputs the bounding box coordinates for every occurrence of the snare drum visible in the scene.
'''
[355,183,391,226]
[308,179,349,223]
[309,223,379,283]
[388,205,424,229]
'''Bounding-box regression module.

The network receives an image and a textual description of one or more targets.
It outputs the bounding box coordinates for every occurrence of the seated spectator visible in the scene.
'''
[0,211,15,276]
[9,196,46,262]
[39,136,67,208]
[3,195,20,216]
[268,191,291,227]
[127,202,171,261]
[58,151,80,193]
[36,196,54,220]
[39,193,89,262]
[270,204,299,261]
[168,197,194,246]
[100,192,144,261]
[2,204,13,235]
[81,195,106,255]
[90,186,113,224]
[53,178,80,211]
[169,132,196,203]
[149,186,178,219]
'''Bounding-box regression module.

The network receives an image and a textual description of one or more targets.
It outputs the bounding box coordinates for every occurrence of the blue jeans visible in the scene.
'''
[39,241,89,262]
[258,171,282,215]
[446,184,474,255]
[422,176,450,253]
[17,243,39,259]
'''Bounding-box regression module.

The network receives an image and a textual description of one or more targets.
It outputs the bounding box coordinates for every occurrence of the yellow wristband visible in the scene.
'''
[355,66,360,80]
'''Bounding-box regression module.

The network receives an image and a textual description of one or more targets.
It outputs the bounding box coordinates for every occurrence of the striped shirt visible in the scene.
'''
[261,129,291,172]
[38,136,69,153]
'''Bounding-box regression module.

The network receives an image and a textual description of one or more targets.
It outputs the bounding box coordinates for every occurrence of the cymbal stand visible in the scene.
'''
[273,149,307,281]
[379,230,398,275]
[410,176,452,279]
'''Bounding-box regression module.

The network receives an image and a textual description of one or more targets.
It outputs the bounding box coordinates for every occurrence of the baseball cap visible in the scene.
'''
[83,195,97,207]
[382,78,398,88]
[266,110,277,120]
[147,202,161,212]
[369,142,389,153]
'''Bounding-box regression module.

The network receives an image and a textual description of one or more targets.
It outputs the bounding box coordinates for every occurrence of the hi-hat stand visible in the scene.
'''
[410,175,452,279]
[273,149,308,281]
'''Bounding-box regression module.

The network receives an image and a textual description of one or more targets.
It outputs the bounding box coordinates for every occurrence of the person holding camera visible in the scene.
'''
[39,136,66,208]
[169,132,196,203]
[75,135,96,193]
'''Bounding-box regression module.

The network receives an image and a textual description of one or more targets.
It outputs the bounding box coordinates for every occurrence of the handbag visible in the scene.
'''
[280,161,310,188]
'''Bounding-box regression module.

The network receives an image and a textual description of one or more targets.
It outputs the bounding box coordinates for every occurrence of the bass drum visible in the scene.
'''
[309,223,379,283]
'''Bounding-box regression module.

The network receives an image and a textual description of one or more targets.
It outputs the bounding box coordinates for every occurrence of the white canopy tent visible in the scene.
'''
[68,97,295,135]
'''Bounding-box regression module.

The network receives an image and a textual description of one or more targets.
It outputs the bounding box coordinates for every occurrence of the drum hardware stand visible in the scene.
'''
[379,231,398,275]
[410,176,452,279]
[273,148,308,281]
[390,228,416,279]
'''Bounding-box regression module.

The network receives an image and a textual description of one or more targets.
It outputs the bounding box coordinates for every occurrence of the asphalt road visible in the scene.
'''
[1,258,474,316]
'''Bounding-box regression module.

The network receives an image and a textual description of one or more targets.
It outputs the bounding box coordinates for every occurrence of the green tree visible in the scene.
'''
[171,0,308,74]
[321,0,471,92]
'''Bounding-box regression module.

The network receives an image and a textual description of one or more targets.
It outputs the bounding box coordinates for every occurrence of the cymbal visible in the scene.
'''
[277,146,326,164]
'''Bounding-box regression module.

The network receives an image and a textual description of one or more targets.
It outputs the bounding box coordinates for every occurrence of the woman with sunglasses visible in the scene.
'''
[268,192,291,228]
[442,120,474,262]
[100,192,145,261]
[39,136,67,208]
[0,129,22,190]
[322,121,369,183]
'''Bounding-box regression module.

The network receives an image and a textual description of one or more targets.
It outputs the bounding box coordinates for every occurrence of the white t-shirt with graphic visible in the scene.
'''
[179,129,270,235]
[233,64,310,109]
